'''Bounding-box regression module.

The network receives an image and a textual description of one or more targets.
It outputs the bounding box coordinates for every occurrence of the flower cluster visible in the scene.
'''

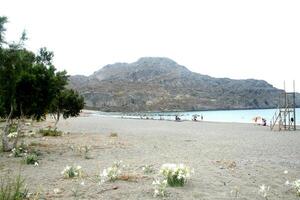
[7,132,18,138]
[100,161,123,183]
[61,165,82,178]
[24,153,39,165]
[258,184,270,199]
[293,179,300,196]
[11,147,27,157]
[152,179,167,197]
[142,164,154,174]
[160,163,192,187]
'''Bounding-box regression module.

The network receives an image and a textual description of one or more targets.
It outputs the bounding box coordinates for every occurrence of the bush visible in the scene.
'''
[160,164,192,187]
[39,129,62,137]
[109,132,118,137]
[0,174,28,200]
[61,165,82,178]
[24,153,38,165]
[11,148,27,158]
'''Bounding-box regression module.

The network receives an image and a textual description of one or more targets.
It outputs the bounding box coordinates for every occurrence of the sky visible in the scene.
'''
[0,0,299,92]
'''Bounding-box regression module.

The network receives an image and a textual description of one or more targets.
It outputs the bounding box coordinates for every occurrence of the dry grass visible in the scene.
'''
[109,132,118,137]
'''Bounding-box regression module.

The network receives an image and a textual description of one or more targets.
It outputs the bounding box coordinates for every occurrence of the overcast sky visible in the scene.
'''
[1,0,299,91]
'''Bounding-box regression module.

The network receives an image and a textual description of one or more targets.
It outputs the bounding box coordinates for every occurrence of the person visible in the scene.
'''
[192,115,197,121]
[175,115,180,121]
[262,118,267,126]
[201,114,203,121]
[291,117,294,123]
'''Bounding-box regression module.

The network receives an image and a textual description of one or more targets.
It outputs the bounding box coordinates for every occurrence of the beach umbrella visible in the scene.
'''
[252,116,263,123]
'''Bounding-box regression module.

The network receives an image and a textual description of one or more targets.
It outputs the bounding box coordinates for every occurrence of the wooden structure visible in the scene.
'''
[270,81,296,131]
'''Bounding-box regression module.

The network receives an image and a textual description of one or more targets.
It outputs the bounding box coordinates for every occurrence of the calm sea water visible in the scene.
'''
[96,108,300,124]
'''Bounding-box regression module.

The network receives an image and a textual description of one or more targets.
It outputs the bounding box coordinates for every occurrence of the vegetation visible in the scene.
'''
[39,128,62,137]
[61,165,82,178]
[50,89,84,127]
[0,16,84,151]
[0,174,28,200]
[24,153,38,165]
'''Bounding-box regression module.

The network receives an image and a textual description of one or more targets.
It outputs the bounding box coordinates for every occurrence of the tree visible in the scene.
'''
[51,89,84,127]
[0,17,83,151]
[0,16,8,46]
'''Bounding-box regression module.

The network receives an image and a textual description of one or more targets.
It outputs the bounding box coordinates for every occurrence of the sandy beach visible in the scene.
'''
[1,115,300,199]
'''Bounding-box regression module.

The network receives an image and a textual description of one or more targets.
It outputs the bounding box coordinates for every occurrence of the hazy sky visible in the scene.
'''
[1,0,299,91]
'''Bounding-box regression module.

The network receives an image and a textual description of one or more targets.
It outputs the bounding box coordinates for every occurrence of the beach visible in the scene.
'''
[1,115,300,199]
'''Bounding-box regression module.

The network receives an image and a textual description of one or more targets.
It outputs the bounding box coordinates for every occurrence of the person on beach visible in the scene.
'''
[192,115,197,121]
[201,114,203,121]
[175,115,181,121]
[262,118,267,126]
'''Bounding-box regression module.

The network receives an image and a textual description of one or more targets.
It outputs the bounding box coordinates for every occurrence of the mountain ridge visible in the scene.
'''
[69,57,299,112]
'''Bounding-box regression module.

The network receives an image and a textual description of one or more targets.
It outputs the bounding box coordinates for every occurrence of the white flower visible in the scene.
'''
[53,188,61,194]
[258,184,270,198]
[159,163,192,186]
[284,170,288,174]
[7,132,18,138]
[80,181,85,186]
[293,179,300,195]
[285,180,290,185]
[34,162,39,166]
[100,161,124,183]
[153,178,167,197]
[61,165,82,178]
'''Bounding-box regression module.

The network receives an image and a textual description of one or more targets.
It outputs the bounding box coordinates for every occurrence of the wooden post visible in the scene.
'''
[293,80,296,130]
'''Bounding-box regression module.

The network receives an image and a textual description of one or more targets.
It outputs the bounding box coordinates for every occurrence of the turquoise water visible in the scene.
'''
[96,108,300,124]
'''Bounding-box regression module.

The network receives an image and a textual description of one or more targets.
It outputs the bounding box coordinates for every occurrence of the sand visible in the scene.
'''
[1,115,300,199]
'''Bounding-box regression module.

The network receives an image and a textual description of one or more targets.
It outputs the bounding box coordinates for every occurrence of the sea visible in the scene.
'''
[94,108,300,124]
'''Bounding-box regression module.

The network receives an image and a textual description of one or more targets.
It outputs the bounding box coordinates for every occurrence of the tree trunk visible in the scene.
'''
[2,104,13,152]
[54,111,60,129]
[13,116,23,148]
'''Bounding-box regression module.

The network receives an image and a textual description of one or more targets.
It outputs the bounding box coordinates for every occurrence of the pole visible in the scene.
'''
[293,80,296,130]
[284,82,287,130]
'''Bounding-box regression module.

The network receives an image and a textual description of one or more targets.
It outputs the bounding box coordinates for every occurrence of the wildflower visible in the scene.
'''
[160,163,192,187]
[80,181,85,186]
[293,179,300,196]
[142,164,154,174]
[34,162,39,166]
[7,132,18,138]
[258,184,270,198]
[61,165,82,178]
[284,170,288,174]
[153,179,167,197]
[100,161,123,183]
[53,188,61,194]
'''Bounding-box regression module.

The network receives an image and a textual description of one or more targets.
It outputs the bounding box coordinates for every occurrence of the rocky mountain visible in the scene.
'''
[69,57,300,112]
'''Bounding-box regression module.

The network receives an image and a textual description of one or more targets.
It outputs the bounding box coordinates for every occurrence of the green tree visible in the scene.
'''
[0,17,82,151]
[51,89,85,127]
[0,16,8,46]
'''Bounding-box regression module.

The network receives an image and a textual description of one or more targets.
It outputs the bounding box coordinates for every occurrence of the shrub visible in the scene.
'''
[100,161,124,183]
[61,165,82,178]
[109,132,118,137]
[39,129,62,137]
[160,164,192,187]
[0,174,28,200]
[152,179,167,197]
[24,153,38,165]
[69,145,92,159]
[142,165,155,174]
[11,148,27,158]
[293,179,300,196]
